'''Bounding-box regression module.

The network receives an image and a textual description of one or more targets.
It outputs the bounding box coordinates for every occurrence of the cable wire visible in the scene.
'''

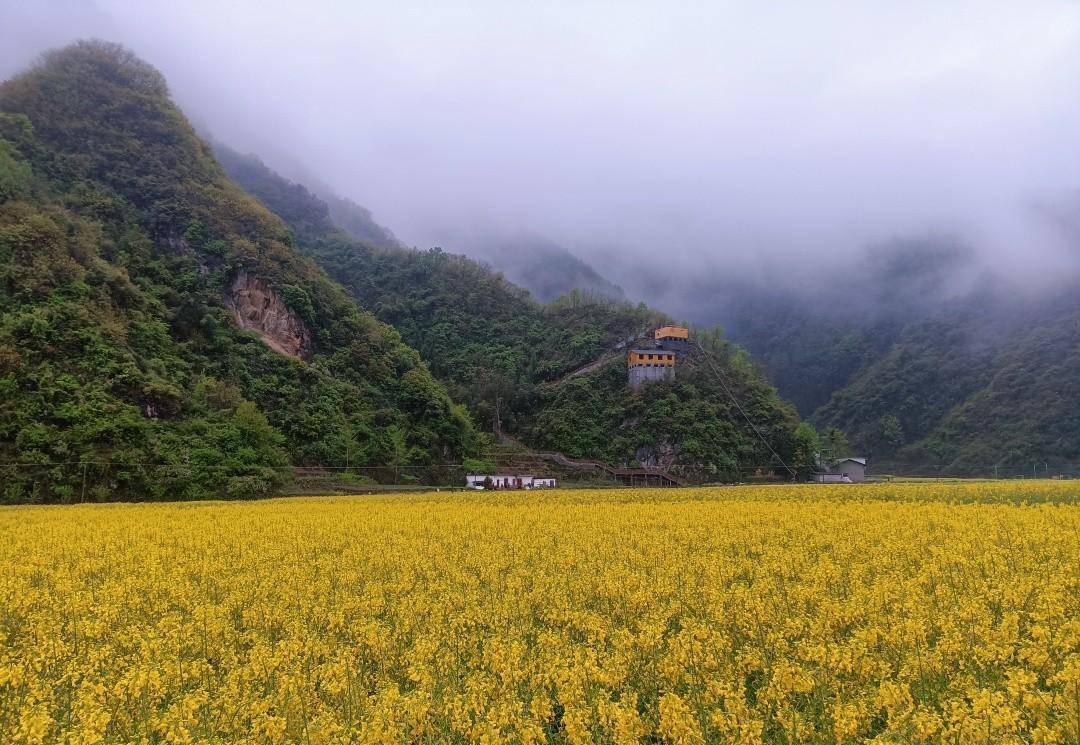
[690,339,797,478]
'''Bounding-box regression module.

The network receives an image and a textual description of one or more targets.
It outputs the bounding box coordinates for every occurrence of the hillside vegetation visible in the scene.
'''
[0,42,476,502]
[462,233,626,303]
[218,147,802,479]
[720,240,1080,472]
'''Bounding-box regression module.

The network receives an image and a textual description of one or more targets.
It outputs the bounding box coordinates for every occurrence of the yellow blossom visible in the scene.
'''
[0,482,1074,743]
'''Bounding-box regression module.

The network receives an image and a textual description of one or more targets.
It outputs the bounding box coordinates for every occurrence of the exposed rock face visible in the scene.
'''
[164,235,191,255]
[226,270,312,360]
[635,440,681,471]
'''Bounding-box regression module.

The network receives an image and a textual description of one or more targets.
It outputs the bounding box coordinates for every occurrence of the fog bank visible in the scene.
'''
[4,1,1080,310]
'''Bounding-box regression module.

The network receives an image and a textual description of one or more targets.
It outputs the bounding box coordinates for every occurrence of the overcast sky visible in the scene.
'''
[4,0,1080,300]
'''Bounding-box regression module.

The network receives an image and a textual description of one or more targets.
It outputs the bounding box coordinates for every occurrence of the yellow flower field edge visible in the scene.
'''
[0,483,1077,744]
[340,480,1080,506]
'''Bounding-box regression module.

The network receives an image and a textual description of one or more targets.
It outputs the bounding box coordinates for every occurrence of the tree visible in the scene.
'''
[791,422,820,478]
[879,415,905,451]
[821,426,851,461]
[283,284,316,325]
[0,137,31,202]
[341,416,360,472]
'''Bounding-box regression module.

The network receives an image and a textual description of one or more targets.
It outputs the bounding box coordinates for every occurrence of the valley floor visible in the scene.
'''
[1,483,1077,743]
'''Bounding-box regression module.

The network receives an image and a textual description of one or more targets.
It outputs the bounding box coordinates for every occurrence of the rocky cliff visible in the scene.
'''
[227,270,312,360]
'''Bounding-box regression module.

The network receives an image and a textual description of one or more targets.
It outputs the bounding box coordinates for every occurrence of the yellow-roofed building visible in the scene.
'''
[654,325,690,354]
[654,326,689,341]
[627,350,677,367]
[627,348,677,389]
[627,327,691,388]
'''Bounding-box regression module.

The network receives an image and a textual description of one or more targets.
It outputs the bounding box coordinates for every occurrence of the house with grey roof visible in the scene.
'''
[813,457,868,483]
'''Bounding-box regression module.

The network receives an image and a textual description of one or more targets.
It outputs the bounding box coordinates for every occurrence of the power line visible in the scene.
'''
[690,339,797,478]
[4,459,1077,470]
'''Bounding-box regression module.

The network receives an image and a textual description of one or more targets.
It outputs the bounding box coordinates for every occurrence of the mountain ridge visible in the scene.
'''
[213,142,806,480]
[717,242,1080,472]
[0,41,477,502]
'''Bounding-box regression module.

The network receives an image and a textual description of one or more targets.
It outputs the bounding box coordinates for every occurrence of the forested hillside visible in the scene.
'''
[217,146,803,479]
[463,234,625,303]
[0,42,477,502]
[13,41,1063,486]
[718,240,1080,472]
[811,286,1080,470]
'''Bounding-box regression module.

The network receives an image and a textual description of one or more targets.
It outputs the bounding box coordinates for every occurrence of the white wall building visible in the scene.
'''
[465,474,557,489]
[813,457,868,483]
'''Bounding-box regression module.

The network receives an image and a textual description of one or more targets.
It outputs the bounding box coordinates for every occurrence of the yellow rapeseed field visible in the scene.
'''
[0,483,1077,744]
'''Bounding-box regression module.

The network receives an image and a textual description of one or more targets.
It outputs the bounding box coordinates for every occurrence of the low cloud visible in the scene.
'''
[4,1,1080,314]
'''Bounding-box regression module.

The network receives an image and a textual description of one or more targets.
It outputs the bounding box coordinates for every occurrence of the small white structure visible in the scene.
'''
[491,474,531,489]
[813,457,867,483]
[465,474,557,489]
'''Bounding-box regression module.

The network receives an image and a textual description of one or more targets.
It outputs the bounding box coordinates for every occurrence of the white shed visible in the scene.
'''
[814,457,867,483]
[465,474,537,489]
[834,458,867,482]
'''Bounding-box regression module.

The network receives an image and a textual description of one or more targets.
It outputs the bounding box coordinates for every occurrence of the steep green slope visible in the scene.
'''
[522,332,795,476]
[0,42,476,502]
[809,304,998,458]
[717,288,898,417]
[464,234,625,303]
[718,238,972,416]
[717,237,1080,472]
[320,192,404,252]
[813,288,1080,471]
[217,146,801,479]
[921,313,1080,468]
